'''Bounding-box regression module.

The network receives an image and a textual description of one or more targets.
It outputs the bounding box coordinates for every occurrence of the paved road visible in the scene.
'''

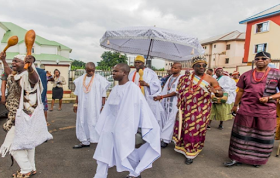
[0,104,280,178]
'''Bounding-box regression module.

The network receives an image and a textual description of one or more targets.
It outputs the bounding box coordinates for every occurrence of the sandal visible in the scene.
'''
[13,172,32,178]
[12,170,20,177]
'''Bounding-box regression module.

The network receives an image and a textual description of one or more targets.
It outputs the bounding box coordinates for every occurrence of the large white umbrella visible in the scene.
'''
[100,26,204,62]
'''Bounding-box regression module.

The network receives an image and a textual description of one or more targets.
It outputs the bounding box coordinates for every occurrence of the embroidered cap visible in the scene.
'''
[255,51,271,59]
[14,55,26,61]
[232,71,239,76]
[135,55,145,63]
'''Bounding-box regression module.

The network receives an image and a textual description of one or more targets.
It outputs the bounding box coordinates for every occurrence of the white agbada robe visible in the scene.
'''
[160,74,182,144]
[128,68,166,128]
[74,74,110,144]
[93,81,161,178]
[217,76,237,104]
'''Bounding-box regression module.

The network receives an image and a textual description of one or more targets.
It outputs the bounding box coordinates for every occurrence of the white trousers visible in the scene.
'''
[82,141,91,145]
[11,148,36,174]
[94,151,141,178]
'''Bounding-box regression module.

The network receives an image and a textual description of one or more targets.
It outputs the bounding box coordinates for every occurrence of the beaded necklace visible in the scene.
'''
[252,67,270,83]
[189,73,205,94]
[167,75,179,91]
[83,74,95,93]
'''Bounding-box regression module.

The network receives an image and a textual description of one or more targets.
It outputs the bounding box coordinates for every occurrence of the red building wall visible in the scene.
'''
[243,15,280,62]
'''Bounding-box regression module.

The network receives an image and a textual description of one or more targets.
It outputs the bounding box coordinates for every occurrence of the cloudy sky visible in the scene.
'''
[0,0,279,67]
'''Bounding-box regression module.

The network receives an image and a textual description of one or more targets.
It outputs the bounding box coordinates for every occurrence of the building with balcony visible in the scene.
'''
[200,31,245,71]
[240,4,280,63]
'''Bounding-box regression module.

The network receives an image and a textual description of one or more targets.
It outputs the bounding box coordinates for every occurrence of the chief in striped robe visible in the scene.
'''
[173,56,222,165]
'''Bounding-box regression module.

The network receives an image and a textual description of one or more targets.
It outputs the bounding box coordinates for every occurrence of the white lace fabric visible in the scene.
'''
[0,70,52,155]
[100,26,204,61]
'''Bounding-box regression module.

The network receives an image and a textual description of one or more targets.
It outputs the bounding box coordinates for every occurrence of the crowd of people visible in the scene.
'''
[0,51,280,178]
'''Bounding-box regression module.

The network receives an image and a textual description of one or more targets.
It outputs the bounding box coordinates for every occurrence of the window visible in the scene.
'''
[26,47,34,53]
[256,22,269,33]
[226,44,230,50]
[254,43,267,53]
[225,58,229,64]
[214,44,216,48]
[203,46,207,49]
[213,58,215,61]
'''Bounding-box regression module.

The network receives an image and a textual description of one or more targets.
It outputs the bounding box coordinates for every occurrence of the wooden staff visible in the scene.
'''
[1,36,18,69]
[139,69,145,95]
[24,30,36,69]
[3,36,18,52]
[178,109,183,140]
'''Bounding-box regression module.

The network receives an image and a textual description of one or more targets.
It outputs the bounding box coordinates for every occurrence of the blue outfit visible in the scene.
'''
[36,68,47,107]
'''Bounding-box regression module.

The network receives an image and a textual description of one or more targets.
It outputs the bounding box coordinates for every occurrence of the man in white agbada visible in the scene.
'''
[73,62,110,148]
[0,53,52,178]
[154,62,183,148]
[93,63,161,178]
[128,55,165,128]
[209,68,237,129]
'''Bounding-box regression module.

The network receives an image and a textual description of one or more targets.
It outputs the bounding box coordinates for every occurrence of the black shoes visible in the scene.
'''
[218,125,224,130]
[126,175,141,178]
[73,143,90,149]
[207,125,211,130]
[161,141,168,148]
[185,158,193,165]
[224,160,241,167]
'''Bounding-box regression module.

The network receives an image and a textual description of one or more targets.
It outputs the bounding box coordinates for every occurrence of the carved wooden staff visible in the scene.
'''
[138,69,145,95]
[178,109,183,140]
[1,36,18,69]
[3,36,18,52]
[24,30,36,69]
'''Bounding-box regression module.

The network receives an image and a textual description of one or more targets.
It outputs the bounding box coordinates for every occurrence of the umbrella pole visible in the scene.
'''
[146,39,153,68]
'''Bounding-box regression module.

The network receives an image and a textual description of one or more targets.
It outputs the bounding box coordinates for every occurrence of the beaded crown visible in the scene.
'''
[191,55,207,67]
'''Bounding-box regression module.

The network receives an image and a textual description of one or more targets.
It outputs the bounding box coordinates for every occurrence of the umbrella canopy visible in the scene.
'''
[100,26,204,62]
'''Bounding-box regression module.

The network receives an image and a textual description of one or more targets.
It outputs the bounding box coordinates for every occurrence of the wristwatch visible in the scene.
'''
[268,96,273,100]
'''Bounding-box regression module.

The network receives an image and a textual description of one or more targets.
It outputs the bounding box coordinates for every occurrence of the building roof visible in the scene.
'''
[6,52,72,62]
[200,31,245,45]
[0,22,72,52]
[240,4,280,24]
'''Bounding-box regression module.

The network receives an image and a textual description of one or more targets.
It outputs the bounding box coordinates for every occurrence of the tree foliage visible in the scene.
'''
[151,66,165,71]
[97,51,128,70]
[71,59,86,70]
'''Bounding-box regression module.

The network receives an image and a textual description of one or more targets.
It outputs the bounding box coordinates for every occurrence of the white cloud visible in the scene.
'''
[0,0,279,66]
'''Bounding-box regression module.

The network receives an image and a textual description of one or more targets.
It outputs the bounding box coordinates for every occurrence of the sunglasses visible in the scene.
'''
[255,57,269,61]
[194,64,207,68]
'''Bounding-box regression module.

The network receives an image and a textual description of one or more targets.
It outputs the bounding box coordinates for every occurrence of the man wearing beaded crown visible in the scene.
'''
[154,62,183,148]
[173,55,223,165]
[73,62,110,149]
[224,51,280,167]
[129,55,165,127]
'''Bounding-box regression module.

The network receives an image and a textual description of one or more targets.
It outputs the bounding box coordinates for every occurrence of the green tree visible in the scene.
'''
[97,51,128,70]
[151,66,165,71]
[71,59,86,70]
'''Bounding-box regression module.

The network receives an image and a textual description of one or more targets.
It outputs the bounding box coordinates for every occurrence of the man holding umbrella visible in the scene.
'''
[129,55,165,128]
